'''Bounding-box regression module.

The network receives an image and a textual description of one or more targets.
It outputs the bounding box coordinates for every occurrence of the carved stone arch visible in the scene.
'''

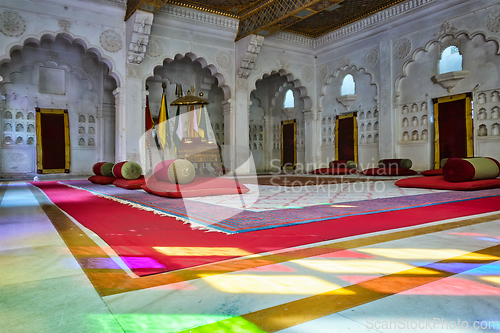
[0,31,122,87]
[318,64,378,113]
[395,30,500,93]
[252,68,312,110]
[147,52,231,101]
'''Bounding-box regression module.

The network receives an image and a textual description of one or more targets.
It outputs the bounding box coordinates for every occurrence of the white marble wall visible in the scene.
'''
[2,0,500,176]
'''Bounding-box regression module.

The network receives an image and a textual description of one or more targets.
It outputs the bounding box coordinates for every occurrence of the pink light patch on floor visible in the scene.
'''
[401,276,500,296]
[314,249,375,259]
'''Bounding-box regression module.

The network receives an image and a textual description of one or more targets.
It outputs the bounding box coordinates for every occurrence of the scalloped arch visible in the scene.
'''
[395,30,500,92]
[318,64,378,113]
[252,69,312,110]
[0,31,122,86]
[148,52,231,100]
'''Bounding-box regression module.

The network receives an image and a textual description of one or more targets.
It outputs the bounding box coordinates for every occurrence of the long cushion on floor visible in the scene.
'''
[113,176,145,190]
[361,167,418,176]
[92,162,114,176]
[142,177,250,198]
[443,157,500,182]
[88,175,117,185]
[112,161,143,180]
[310,167,358,175]
[421,168,443,176]
[378,158,412,169]
[328,160,357,169]
[395,175,500,190]
[154,159,196,184]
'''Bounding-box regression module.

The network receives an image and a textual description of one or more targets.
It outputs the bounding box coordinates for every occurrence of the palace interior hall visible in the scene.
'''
[2,0,500,332]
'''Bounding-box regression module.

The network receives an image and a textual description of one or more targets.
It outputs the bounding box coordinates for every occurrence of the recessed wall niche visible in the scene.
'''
[476,88,500,140]
[321,116,334,147]
[399,101,429,142]
[358,108,379,146]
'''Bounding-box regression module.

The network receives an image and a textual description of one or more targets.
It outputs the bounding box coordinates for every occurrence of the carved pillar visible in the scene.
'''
[124,64,144,163]
[96,105,104,161]
[234,77,250,173]
[303,108,320,171]
[102,103,115,162]
[113,87,126,162]
[264,115,273,171]
[222,100,235,171]
[379,39,396,158]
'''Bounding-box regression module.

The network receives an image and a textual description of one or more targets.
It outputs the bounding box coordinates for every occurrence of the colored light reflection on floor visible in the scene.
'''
[357,248,473,260]
[121,256,166,269]
[198,274,351,295]
[177,316,266,333]
[153,247,253,257]
[295,259,425,274]
[401,276,500,295]
[89,313,233,333]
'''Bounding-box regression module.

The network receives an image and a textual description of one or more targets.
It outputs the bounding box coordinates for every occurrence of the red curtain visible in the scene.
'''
[281,121,296,169]
[337,116,355,161]
[36,109,70,173]
[437,99,467,160]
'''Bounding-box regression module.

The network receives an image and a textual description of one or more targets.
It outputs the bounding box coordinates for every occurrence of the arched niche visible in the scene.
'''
[147,52,229,141]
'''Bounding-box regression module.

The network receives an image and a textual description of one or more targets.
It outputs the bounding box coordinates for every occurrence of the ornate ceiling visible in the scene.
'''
[126,0,407,41]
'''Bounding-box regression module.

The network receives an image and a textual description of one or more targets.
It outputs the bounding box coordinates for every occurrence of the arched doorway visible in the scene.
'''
[0,33,118,177]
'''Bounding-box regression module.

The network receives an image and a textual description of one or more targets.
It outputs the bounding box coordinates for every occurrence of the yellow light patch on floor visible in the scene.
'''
[357,248,471,260]
[153,247,253,256]
[480,276,500,285]
[294,259,420,274]
[197,274,352,295]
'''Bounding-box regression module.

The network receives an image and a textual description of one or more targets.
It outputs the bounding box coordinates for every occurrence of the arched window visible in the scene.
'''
[341,74,355,95]
[439,46,462,74]
[284,89,294,108]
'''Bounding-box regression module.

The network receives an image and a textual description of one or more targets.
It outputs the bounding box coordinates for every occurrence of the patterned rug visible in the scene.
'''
[60,180,500,234]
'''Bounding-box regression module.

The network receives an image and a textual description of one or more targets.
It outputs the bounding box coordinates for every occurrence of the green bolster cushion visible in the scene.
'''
[443,157,500,182]
[92,162,114,176]
[329,160,357,169]
[154,159,196,184]
[112,161,143,180]
[378,159,412,169]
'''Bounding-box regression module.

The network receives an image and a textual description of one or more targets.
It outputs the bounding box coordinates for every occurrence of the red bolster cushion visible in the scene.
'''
[153,159,196,184]
[92,162,114,176]
[112,161,143,180]
[443,157,500,182]
[378,159,413,169]
[328,160,357,169]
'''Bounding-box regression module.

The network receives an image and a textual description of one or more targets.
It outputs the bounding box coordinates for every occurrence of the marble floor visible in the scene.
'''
[2,178,500,332]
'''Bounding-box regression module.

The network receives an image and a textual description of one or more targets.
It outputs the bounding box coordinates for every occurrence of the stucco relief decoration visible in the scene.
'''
[436,21,457,36]
[394,38,411,60]
[0,11,26,37]
[340,56,351,68]
[216,51,232,70]
[364,47,379,68]
[59,20,71,31]
[319,65,328,81]
[277,59,289,70]
[82,57,100,76]
[301,66,313,83]
[100,30,123,53]
[48,51,58,61]
[126,63,142,79]
[146,37,163,58]
[486,8,500,33]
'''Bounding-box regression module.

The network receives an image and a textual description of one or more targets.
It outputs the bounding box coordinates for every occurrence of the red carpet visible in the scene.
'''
[33,181,500,276]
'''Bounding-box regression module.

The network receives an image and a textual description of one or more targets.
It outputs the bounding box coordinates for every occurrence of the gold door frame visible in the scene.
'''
[281,119,297,169]
[433,93,473,169]
[36,108,71,174]
[335,112,358,165]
